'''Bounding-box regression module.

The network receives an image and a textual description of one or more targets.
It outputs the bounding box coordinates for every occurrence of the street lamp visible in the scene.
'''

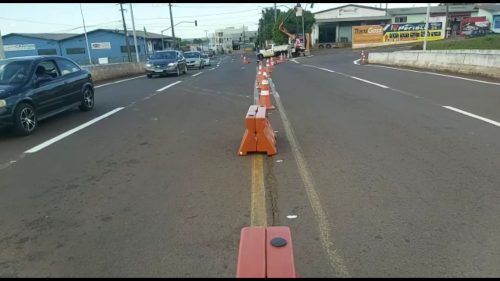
[161,20,197,50]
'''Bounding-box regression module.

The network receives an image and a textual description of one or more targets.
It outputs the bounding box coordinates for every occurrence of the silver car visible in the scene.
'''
[201,54,211,66]
[184,51,204,70]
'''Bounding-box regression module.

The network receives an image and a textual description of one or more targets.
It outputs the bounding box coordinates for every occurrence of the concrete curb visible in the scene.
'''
[368,50,500,80]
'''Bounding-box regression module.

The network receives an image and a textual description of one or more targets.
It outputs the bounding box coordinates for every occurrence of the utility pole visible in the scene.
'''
[385,3,388,16]
[80,4,92,65]
[119,3,132,62]
[445,3,449,38]
[169,3,176,49]
[143,26,149,57]
[205,30,209,52]
[274,3,277,23]
[129,3,140,63]
[423,3,430,51]
[0,29,6,60]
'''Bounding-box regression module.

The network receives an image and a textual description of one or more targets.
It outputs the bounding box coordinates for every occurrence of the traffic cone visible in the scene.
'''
[257,71,267,90]
[266,58,273,73]
[259,78,275,110]
[360,50,367,65]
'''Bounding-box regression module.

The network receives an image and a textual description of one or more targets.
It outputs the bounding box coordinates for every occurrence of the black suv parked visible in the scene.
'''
[0,56,94,135]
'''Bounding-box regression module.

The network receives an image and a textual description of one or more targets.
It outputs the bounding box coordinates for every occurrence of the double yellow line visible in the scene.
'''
[251,155,267,227]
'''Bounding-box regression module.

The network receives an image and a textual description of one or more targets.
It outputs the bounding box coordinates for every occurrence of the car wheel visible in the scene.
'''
[147,74,152,78]
[79,86,94,112]
[13,103,37,136]
[183,64,187,74]
[176,66,181,77]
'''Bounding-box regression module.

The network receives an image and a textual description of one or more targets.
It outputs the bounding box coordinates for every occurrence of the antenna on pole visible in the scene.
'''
[80,4,93,65]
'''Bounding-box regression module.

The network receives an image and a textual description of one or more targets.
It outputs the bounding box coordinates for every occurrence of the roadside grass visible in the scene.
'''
[411,34,500,50]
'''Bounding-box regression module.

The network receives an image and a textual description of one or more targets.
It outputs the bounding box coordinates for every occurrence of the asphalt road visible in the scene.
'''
[1,52,500,277]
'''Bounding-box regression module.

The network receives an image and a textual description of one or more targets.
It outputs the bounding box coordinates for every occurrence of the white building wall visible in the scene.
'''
[315,5,386,20]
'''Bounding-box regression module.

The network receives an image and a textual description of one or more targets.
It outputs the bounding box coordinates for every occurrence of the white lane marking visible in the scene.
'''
[192,72,203,77]
[156,81,182,92]
[25,108,124,154]
[353,59,360,65]
[312,65,389,89]
[367,64,500,86]
[209,68,215,71]
[443,106,500,127]
[346,75,389,89]
[94,75,144,88]
[290,59,300,64]
[319,67,336,73]
[270,79,350,277]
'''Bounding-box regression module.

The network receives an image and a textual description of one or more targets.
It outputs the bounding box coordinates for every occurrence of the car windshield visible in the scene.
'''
[0,60,32,84]
[184,52,200,58]
[150,52,176,60]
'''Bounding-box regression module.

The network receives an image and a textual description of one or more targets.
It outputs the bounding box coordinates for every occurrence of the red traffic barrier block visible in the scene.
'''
[238,105,277,156]
[236,226,297,278]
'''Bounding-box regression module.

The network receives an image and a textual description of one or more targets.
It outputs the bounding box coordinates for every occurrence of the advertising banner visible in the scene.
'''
[352,25,384,44]
[91,42,112,50]
[383,22,444,43]
[4,44,36,52]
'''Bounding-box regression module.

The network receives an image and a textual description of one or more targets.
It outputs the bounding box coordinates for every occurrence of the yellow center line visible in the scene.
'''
[251,154,267,227]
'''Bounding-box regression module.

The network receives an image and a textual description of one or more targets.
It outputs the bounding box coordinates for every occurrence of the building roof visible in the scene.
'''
[475,4,500,12]
[316,15,392,23]
[314,4,386,15]
[388,5,477,15]
[2,29,170,42]
[60,28,170,41]
[3,33,78,41]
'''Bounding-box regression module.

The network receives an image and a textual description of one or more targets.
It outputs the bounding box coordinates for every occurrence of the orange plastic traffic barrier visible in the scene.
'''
[259,78,275,110]
[238,105,277,156]
[236,226,297,278]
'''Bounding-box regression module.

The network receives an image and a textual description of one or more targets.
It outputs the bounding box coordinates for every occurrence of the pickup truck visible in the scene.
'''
[258,44,289,60]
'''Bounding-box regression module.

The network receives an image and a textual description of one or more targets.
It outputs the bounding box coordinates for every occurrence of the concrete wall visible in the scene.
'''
[81,62,144,83]
[368,50,500,79]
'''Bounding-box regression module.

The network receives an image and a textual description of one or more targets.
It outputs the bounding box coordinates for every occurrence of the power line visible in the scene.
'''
[172,8,261,19]
[0,16,76,27]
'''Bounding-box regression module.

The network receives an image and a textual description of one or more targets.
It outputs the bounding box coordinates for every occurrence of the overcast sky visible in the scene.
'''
[0,3,439,39]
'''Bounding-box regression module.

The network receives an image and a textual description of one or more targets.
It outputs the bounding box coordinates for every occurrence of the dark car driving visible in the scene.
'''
[144,50,188,78]
[0,56,94,136]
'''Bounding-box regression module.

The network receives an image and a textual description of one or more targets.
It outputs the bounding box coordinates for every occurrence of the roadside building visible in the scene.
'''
[1,29,173,65]
[311,4,486,48]
[389,4,478,37]
[476,4,500,33]
[311,4,391,48]
[210,26,257,53]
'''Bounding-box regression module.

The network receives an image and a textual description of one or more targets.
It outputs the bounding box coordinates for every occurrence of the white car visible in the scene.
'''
[201,54,211,66]
[184,51,204,69]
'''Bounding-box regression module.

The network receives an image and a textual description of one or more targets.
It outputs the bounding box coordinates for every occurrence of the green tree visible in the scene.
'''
[257,8,283,48]
[192,38,203,44]
[272,9,315,45]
